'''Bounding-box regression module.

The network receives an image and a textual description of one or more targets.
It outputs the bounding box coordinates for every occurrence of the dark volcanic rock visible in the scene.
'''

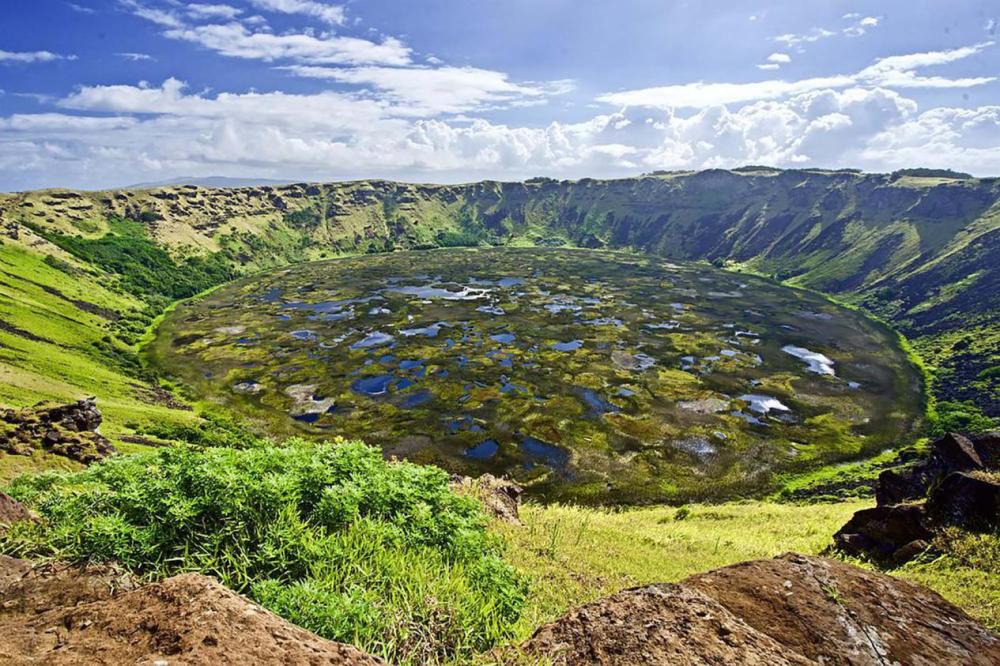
[835,431,1000,562]
[833,504,933,559]
[927,471,1000,529]
[972,432,1000,469]
[0,397,115,464]
[874,467,929,506]
[930,432,984,472]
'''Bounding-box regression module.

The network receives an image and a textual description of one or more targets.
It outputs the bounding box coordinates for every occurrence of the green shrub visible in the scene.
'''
[929,400,998,436]
[1,439,526,663]
[28,217,232,302]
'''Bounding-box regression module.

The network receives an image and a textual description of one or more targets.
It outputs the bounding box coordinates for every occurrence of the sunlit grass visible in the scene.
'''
[496,499,866,641]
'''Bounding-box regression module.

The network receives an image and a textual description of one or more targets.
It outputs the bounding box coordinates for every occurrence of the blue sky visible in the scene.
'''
[1,0,998,190]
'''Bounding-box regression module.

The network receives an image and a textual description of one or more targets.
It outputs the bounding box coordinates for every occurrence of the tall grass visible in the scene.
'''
[0,438,527,664]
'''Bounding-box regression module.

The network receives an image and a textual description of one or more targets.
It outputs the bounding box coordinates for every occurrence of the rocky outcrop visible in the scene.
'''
[834,432,1000,562]
[451,473,523,524]
[0,556,384,665]
[524,553,1000,665]
[0,398,115,464]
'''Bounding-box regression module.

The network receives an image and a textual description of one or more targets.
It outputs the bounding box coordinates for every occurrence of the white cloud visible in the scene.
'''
[597,75,855,109]
[284,65,573,115]
[844,15,880,37]
[0,50,76,64]
[121,0,185,28]
[855,42,996,88]
[599,43,995,109]
[3,81,999,191]
[67,2,95,13]
[248,0,346,26]
[163,21,411,65]
[186,4,242,20]
[116,52,155,61]
[756,64,780,71]
[774,28,835,48]
[767,53,792,64]
[0,113,138,131]
[58,78,391,133]
[778,15,882,47]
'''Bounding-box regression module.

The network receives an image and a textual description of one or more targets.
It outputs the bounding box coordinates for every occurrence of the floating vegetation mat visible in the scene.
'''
[151,248,924,503]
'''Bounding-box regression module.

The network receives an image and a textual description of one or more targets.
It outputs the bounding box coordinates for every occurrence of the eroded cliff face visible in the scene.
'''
[2,168,997,414]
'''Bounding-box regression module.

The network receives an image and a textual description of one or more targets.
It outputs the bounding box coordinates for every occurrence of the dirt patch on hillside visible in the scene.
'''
[0,492,35,527]
[525,552,1000,665]
[0,557,384,665]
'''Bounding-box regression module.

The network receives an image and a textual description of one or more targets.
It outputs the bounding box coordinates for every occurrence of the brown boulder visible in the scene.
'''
[0,559,384,665]
[451,473,523,524]
[686,553,1000,665]
[523,583,814,665]
[525,554,1000,665]
[926,471,1000,529]
[891,539,930,565]
[971,432,1000,469]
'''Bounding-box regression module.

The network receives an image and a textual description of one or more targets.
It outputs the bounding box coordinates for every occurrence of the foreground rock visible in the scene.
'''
[524,553,1000,665]
[0,556,384,665]
[524,582,813,665]
[687,553,998,665]
[0,398,115,464]
[834,432,1000,562]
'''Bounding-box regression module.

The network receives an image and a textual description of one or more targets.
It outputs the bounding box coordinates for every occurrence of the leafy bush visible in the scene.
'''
[929,400,998,436]
[1,439,526,663]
